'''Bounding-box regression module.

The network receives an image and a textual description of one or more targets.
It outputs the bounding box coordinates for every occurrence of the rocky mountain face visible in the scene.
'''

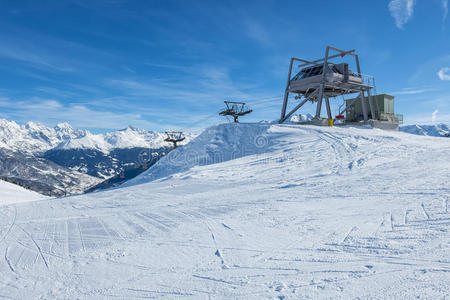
[43,147,167,179]
[0,119,193,196]
[0,148,101,197]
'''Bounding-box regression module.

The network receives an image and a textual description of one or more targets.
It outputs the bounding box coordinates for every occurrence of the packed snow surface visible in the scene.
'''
[0,123,449,299]
[0,180,48,206]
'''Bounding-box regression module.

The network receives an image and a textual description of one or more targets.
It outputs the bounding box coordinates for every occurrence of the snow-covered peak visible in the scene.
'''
[103,127,167,150]
[55,131,111,152]
[54,122,86,140]
[55,122,73,131]
[123,125,138,131]
[0,118,20,129]
[25,121,44,130]
[0,119,60,153]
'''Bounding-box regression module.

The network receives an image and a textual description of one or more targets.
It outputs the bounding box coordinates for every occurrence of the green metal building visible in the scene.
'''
[345,93,398,122]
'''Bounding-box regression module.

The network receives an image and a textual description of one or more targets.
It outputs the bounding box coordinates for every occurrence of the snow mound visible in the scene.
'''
[126,123,272,185]
[0,179,49,206]
[289,113,314,123]
[400,123,449,137]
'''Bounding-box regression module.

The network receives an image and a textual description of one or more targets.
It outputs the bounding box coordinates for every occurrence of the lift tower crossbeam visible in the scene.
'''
[164,131,185,149]
[219,101,253,123]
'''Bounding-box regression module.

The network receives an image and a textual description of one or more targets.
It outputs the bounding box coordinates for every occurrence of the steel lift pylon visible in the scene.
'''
[219,101,253,123]
[164,131,185,149]
[279,46,376,124]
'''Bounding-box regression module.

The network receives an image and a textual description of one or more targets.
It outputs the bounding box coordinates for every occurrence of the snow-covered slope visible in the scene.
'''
[400,123,449,137]
[0,179,48,206]
[126,123,272,185]
[0,124,449,299]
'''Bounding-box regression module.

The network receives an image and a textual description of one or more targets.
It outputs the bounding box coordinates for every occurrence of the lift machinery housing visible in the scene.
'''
[279,46,377,126]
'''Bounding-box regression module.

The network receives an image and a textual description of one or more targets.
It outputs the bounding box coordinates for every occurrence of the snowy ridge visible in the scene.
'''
[0,179,49,206]
[400,123,449,137]
[56,126,177,153]
[0,119,193,154]
[0,119,86,154]
[0,123,449,298]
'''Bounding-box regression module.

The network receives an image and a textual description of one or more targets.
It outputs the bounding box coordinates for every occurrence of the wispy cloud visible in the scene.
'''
[432,109,439,122]
[443,0,449,22]
[243,19,272,46]
[0,97,162,131]
[405,111,450,124]
[391,87,436,95]
[107,65,268,107]
[388,0,415,29]
[438,67,450,80]
[0,26,116,75]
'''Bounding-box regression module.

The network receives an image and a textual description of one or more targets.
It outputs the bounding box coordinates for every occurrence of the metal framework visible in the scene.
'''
[164,131,185,148]
[219,101,253,123]
[279,46,376,124]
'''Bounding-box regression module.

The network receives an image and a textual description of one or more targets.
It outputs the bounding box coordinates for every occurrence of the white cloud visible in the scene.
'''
[443,0,449,22]
[0,97,163,131]
[391,87,436,95]
[405,111,450,124]
[432,109,439,122]
[243,19,271,46]
[438,67,450,80]
[388,0,415,29]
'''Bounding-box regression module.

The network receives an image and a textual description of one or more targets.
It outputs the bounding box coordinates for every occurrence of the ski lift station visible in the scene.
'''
[279,46,402,130]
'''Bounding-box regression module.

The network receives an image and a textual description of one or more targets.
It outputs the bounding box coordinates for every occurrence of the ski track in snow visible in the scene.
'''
[0,123,449,299]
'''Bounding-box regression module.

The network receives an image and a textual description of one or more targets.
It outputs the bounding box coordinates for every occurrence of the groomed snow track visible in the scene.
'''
[0,123,449,299]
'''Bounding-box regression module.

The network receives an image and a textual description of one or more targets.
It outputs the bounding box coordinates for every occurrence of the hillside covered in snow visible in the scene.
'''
[0,179,48,206]
[0,123,448,298]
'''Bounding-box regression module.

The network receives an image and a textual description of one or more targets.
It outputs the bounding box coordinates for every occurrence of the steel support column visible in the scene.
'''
[280,58,294,123]
[360,90,369,124]
[325,97,332,119]
[367,89,376,120]
[315,85,324,118]
[315,47,330,119]
[279,98,309,123]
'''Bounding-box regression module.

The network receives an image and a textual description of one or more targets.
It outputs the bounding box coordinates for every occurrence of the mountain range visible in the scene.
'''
[0,119,193,196]
[399,123,449,137]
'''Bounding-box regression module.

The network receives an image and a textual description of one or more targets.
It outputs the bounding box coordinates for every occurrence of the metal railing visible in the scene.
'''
[356,73,375,88]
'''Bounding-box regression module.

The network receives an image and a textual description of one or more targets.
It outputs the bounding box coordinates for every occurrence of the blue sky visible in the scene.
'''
[0,0,449,132]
